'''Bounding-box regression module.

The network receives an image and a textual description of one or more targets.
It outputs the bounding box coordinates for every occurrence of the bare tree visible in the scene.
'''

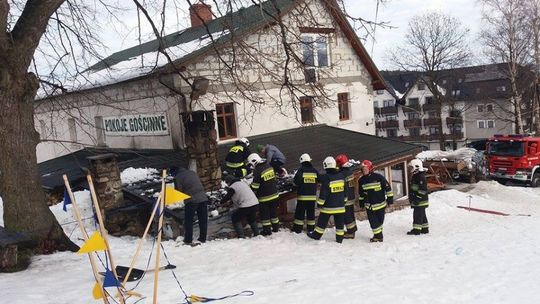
[1,0,385,254]
[524,0,540,135]
[480,0,532,134]
[388,11,471,150]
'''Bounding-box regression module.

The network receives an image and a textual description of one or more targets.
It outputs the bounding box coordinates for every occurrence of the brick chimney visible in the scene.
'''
[190,2,213,28]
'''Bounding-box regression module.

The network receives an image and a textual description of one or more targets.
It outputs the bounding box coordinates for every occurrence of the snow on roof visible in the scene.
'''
[66,30,230,91]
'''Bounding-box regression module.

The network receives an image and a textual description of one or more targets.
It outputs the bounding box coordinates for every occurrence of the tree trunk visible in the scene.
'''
[0,71,78,254]
[435,92,446,150]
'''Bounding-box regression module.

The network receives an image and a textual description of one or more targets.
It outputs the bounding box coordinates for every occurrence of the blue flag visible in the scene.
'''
[103,268,120,287]
[63,189,72,212]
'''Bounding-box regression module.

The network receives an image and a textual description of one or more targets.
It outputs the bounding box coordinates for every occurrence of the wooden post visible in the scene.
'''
[87,174,126,304]
[121,193,161,286]
[63,175,109,304]
[152,170,167,304]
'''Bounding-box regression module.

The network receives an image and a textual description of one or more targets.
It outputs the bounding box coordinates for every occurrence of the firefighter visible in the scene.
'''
[248,153,280,235]
[358,160,393,242]
[292,153,319,233]
[220,175,260,238]
[225,137,251,178]
[336,154,357,239]
[407,159,429,235]
[256,144,287,177]
[307,156,347,243]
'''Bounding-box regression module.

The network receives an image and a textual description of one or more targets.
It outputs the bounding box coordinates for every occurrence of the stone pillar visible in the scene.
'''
[183,111,221,190]
[87,154,125,211]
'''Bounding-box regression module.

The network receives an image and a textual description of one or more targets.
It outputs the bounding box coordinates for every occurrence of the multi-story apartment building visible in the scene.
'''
[374,64,535,150]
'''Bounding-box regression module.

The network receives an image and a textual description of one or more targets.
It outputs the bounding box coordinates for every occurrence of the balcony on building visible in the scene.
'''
[376,120,399,129]
[423,118,440,126]
[404,119,422,128]
[375,106,398,115]
[446,116,463,125]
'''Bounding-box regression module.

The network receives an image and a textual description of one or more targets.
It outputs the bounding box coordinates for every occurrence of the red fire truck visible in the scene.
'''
[486,134,540,187]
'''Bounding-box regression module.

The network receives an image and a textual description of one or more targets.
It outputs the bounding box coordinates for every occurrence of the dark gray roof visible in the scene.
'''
[218,125,422,172]
[89,0,296,72]
[39,148,188,192]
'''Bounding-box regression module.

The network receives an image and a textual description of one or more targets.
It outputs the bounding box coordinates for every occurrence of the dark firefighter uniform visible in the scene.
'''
[358,173,393,242]
[340,166,357,236]
[225,142,251,177]
[409,171,429,234]
[251,162,280,235]
[309,171,347,243]
[292,164,319,233]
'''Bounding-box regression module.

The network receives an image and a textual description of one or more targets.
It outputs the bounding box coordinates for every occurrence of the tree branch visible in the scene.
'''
[11,0,66,68]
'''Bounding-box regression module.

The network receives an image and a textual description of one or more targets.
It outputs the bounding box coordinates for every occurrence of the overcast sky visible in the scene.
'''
[343,0,485,70]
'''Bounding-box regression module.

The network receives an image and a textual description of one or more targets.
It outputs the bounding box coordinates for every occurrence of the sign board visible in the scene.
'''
[103,114,169,136]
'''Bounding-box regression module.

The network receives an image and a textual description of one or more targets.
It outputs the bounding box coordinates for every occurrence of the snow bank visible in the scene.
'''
[1,182,540,303]
[120,167,159,185]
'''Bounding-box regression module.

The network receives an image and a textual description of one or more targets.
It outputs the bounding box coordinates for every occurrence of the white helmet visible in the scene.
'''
[299,153,312,163]
[247,153,263,166]
[239,137,249,146]
[409,158,425,173]
[323,156,337,169]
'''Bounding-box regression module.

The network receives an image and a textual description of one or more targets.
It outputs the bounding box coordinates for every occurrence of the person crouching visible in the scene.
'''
[220,175,260,238]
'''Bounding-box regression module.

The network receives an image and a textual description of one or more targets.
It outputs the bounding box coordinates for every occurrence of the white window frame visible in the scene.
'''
[383,99,395,107]
[487,120,495,128]
[477,120,486,129]
[486,104,494,112]
[301,33,331,68]
[477,104,485,113]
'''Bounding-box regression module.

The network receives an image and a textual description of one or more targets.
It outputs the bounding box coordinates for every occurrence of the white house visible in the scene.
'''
[35,0,386,164]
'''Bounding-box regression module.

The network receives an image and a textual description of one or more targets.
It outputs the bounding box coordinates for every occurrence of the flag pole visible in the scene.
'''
[152,170,167,304]
[121,193,162,286]
[63,175,109,304]
[87,174,126,304]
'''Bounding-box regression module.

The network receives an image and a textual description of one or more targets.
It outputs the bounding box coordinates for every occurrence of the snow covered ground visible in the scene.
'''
[1,181,540,303]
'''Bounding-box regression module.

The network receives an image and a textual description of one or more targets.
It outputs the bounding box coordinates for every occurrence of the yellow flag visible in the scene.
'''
[92,282,104,299]
[78,231,107,254]
[164,186,191,205]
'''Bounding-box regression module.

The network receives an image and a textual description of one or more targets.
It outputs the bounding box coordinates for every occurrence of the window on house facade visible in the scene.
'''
[452,90,461,96]
[409,128,420,136]
[387,128,398,137]
[477,104,484,112]
[442,79,447,84]
[39,120,47,140]
[477,120,486,129]
[417,83,425,90]
[458,78,463,83]
[385,115,398,121]
[407,112,420,119]
[496,86,506,92]
[300,96,314,123]
[94,116,105,146]
[487,120,495,128]
[486,104,493,112]
[216,103,237,139]
[429,127,440,135]
[301,34,329,83]
[383,99,395,107]
[376,90,385,95]
[338,93,350,121]
[408,98,419,106]
[425,96,434,104]
[374,101,379,108]
[451,124,463,133]
[68,118,77,146]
